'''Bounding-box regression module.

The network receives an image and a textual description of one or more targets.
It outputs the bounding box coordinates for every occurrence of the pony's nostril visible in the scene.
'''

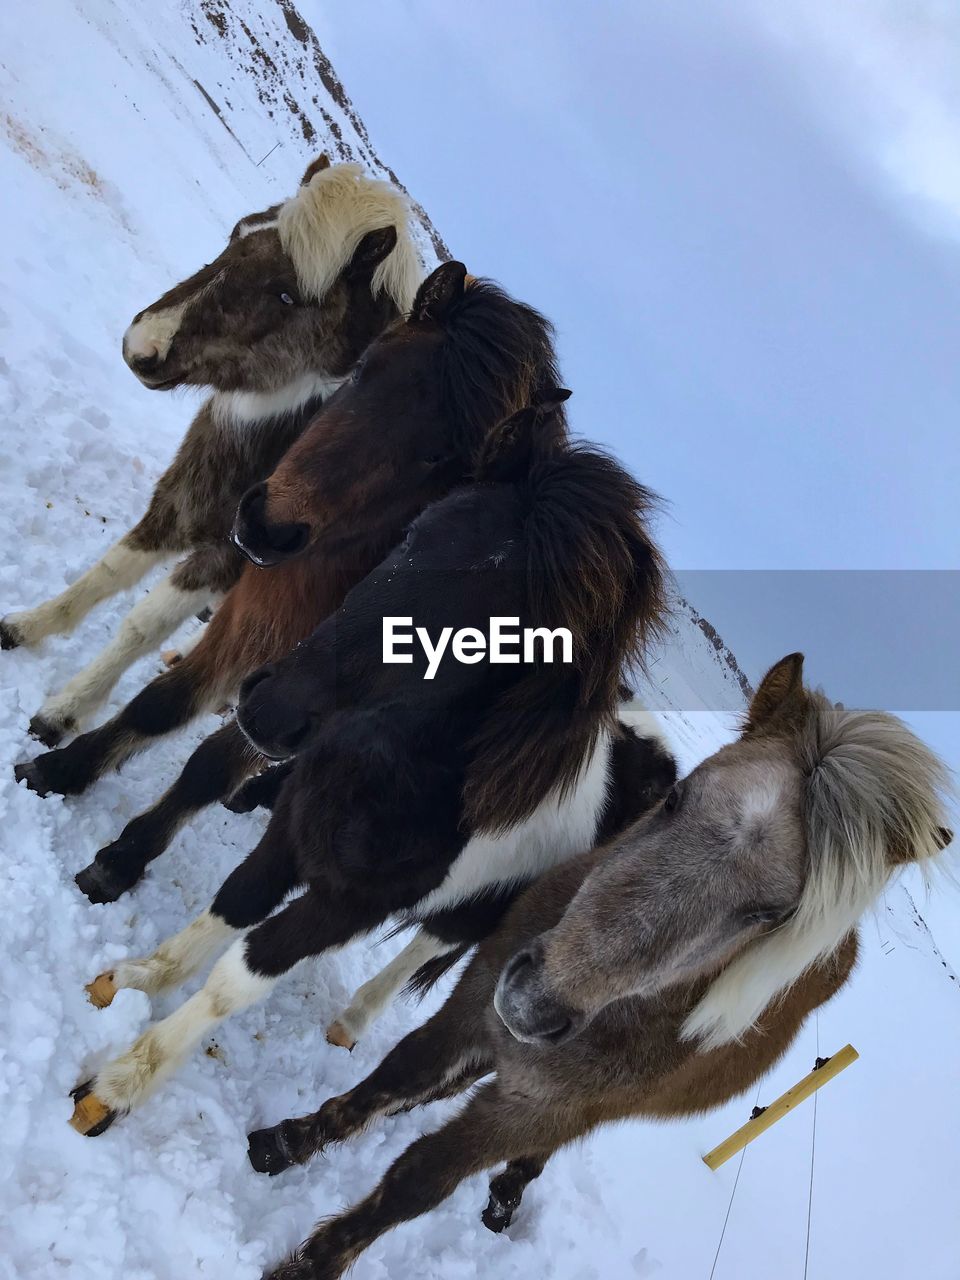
[266,523,310,556]
[239,665,274,703]
[130,349,161,376]
[502,947,536,987]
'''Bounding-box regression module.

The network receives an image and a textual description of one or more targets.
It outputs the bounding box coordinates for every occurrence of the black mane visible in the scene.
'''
[437,280,568,458]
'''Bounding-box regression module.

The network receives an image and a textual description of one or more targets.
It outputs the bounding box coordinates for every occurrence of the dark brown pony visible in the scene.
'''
[244,654,952,1279]
[16,266,570,905]
[66,396,673,1139]
[1,156,422,746]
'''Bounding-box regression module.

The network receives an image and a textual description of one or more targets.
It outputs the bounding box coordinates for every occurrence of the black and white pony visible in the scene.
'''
[70,396,678,1135]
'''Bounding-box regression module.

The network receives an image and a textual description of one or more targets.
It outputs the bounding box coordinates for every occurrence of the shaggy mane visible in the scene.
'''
[435,279,569,458]
[278,162,422,310]
[464,444,667,833]
[684,693,953,1049]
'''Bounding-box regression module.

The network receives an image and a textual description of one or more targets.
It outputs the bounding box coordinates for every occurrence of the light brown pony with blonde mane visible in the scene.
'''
[246,653,952,1280]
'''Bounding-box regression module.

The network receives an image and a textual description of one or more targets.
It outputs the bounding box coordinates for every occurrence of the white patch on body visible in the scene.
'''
[212,370,344,427]
[616,695,674,757]
[740,782,781,825]
[412,729,613,919]
[233,216,279,239]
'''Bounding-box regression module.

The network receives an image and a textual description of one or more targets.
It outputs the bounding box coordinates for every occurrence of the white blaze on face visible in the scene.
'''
[123,301,188,368]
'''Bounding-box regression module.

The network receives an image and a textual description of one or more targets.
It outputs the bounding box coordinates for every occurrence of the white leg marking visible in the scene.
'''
[93,938,273,1113]
[3,542,164,645]
[35,575,211,731]
[329,932,454,1047]
[110,910,238,999]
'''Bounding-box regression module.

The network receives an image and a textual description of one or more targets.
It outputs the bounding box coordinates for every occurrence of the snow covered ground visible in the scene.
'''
[1,3,958,1278]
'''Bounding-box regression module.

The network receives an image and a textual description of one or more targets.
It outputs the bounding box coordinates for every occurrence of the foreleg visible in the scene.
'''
[224,760,294,814]
[29,575,211,746]
[482,1155,547,1233]
[248,980,492,1175]
[84,816,298,1006]
[264,1086,557,1280]
[74,720,260,903]
[71,878,383,1135]
[15,637,229,799]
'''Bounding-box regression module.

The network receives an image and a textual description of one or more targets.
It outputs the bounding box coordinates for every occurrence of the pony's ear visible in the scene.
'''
[413,261,468,321]
[474,407,539,482]
[532,387,572,413]
[888,824,954,866]
[473,390,569,482]
[301,154,331,186]
[346,226,398,280]
[744,653,807,735]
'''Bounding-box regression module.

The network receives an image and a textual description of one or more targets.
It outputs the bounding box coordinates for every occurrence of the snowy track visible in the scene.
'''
[2,3,959,1278]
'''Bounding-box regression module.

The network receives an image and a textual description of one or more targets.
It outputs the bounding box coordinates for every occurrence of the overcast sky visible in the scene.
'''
[311,1,959,775]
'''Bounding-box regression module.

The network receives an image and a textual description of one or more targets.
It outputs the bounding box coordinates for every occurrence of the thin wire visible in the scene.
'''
[708,1080,762,1280]
[802,1011,821,1280]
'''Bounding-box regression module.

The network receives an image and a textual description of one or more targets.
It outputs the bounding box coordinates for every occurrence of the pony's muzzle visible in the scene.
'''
[493,941,584,1047]
[237,664,314,760]
[232,483,311,567]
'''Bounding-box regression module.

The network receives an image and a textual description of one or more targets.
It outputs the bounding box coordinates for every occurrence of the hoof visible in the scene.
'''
[224,784,258,814]
[14,759,51,797]
[160,648,182,668]
[0,618,23,650]
[481,1198,514,1233]
[69,1081,118,1137]
[85,971,118,1008]
[248,1122,297,1176]
[324,1021,356,1052]
[28,712,73,748]
[75,857,139,905]
[263,1255,318,1280]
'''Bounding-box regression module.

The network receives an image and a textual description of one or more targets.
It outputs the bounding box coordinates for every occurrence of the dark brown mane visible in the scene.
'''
[464,444,668,833]
[432,279,569,458]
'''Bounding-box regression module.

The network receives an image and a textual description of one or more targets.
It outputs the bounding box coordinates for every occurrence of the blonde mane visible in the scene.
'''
[278,162,423,311]
[684,694,953,1050]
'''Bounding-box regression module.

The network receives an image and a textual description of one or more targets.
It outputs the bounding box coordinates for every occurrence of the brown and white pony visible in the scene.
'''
[2,156,422,745]
[16,268,575,918]
[242,653,952,1280]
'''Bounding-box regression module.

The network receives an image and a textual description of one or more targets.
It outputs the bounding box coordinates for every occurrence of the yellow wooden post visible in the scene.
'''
[702,1044,859,1171]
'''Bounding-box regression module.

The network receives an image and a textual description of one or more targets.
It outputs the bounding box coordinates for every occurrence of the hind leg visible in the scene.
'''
[325,930,456,1051]
[27,541,237,745]
[249,970,493,1175]
[74,720,259,902]
[1,538,165,650]
[264,1086,558,1280]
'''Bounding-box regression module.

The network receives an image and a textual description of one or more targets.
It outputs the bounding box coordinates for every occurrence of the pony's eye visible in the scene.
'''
[423,455,446,466]
[279,292,296,306]
[663,783,683,814]
[743,905,793,928]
